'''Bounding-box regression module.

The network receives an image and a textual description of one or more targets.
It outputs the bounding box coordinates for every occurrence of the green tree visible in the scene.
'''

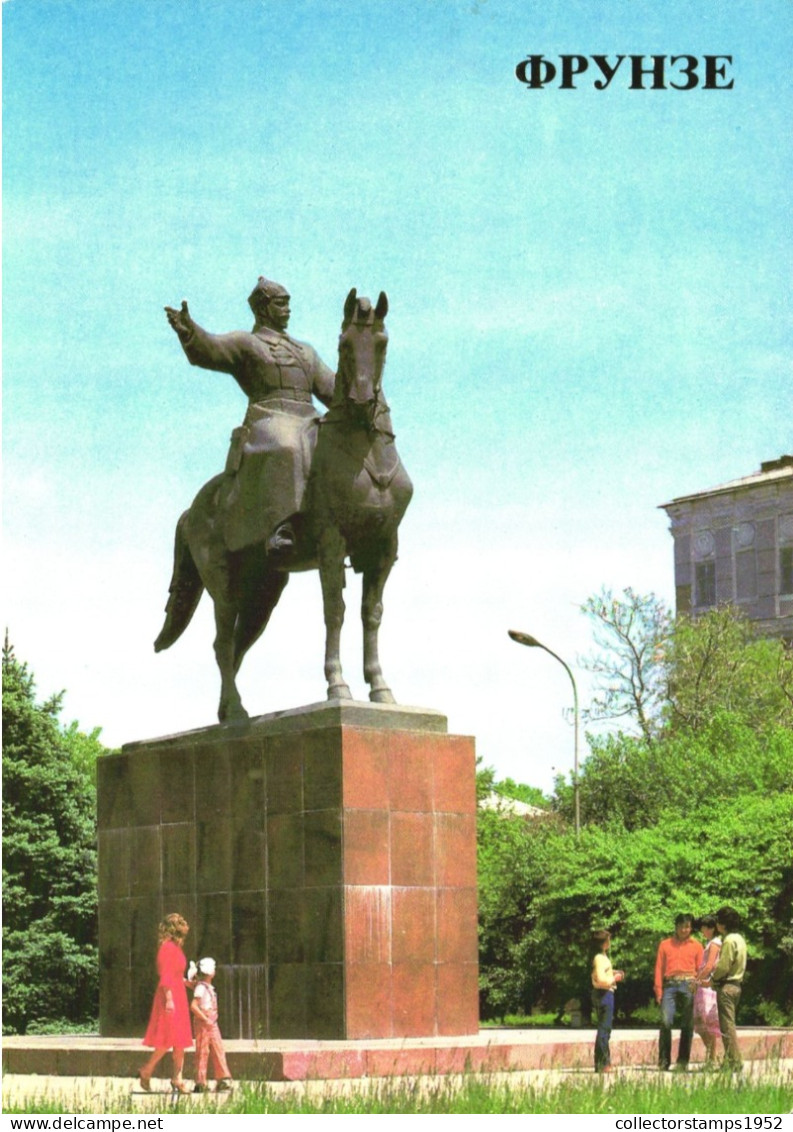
[61,720,111,787]
[477,799,569,1017]
[476,763,554,1017]
[477,762,549,809]
[2,640,101,1033]
[494,777,548,809]
[666,608,793,734]
[580,592,793,739]
[579,588,672,743]
[554,715,793,831]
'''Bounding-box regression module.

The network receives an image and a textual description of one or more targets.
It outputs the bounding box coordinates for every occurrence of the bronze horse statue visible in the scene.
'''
[155,289,413,721]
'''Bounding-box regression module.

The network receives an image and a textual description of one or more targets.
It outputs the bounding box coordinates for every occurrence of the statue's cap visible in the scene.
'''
[248,275,289,309]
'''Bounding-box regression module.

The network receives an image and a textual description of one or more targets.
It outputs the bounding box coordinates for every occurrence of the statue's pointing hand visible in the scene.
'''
[165,299,194,342]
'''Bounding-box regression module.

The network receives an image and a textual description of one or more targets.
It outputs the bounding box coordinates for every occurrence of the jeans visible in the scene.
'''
[659,980,694,1068]
[593,989,614,1071]
[716,983,743,1070]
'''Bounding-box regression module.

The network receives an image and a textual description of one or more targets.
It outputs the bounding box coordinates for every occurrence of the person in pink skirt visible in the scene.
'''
[190,957,233,1093]
[693,915,723,1065]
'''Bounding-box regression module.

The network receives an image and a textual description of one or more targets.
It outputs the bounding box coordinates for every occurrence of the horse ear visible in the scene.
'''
[344,288,358,324]
[375,291,388,321]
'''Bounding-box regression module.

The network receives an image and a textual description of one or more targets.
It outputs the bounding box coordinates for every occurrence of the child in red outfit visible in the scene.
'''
[190,958,233,1093]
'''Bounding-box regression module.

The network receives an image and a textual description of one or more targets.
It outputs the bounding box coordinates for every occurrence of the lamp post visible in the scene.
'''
[508,629,581,836]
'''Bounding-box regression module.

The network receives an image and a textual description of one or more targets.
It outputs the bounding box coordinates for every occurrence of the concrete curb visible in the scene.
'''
[3,1028,791,1081]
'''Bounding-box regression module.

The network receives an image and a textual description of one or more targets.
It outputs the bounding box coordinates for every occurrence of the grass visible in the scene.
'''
[6,1071,793,1115]
[481,1012,569,1028]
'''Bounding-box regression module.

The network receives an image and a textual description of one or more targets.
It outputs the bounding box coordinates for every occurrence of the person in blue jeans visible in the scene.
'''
[591,929,624,1073]
[654,914,704,1071]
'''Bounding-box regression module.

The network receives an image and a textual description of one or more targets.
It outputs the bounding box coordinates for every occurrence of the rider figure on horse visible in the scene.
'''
[165,276,336,555]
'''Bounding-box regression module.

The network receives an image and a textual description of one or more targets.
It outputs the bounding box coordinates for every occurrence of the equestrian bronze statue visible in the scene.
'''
[156,283,413,722]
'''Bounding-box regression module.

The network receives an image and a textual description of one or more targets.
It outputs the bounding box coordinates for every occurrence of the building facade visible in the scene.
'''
[659,455,793,643]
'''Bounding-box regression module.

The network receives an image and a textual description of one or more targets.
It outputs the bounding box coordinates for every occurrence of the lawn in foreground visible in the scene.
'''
[7,1071,793,1115]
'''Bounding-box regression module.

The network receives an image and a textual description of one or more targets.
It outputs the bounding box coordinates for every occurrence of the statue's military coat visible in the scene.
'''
[178,321,335,550]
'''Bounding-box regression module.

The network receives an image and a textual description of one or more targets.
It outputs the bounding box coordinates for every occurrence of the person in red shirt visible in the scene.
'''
[654,914,704,1071]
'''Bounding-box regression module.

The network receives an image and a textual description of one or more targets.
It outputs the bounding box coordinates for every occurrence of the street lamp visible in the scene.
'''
[508,629,581,835]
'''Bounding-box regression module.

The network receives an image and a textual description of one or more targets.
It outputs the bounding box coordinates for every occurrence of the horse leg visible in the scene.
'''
[362,535,398,704]
[213,597,248,723]
[318,527,352,700]
[232,568,290,675]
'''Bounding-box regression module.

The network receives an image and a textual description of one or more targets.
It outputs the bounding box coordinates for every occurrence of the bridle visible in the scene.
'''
[336,289,389,432]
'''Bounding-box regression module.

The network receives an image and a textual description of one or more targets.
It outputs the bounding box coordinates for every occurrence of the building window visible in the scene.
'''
[781,547,793,596]
[696,561,716,608]
[735,549,757,601]
[734,521,755,549]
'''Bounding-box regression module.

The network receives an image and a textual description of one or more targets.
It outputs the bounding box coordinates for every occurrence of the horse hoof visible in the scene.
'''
[219,703,250,724]
[327,683,353,701]
[369,687,395,704]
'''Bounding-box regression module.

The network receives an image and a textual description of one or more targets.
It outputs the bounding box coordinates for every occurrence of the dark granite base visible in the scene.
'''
[98,701,478,1040]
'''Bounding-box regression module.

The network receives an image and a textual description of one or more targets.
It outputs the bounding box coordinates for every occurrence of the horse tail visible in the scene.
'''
[154,511,204,652]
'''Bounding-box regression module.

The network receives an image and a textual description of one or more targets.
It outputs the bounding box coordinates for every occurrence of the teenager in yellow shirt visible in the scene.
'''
[591,929,624,1073]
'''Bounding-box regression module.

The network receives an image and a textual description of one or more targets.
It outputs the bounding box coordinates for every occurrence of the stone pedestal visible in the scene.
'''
[97,701,479,1040]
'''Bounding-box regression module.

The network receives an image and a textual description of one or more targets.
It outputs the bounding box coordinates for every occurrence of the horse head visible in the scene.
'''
[336,288,389,430]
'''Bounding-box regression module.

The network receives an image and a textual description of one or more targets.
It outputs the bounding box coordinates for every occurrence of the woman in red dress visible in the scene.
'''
[139,913,194,1094]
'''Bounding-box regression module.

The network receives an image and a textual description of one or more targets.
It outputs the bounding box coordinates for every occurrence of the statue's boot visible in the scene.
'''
[266,520,297,557]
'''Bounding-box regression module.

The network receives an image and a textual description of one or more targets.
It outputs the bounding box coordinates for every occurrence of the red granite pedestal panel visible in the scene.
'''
[97,702,478,1040]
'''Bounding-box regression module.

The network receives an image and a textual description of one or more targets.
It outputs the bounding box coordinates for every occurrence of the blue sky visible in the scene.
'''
[4,0,792,790]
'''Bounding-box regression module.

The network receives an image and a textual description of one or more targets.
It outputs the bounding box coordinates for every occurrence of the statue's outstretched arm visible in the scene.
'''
[164,300,246,375]
[164,299,195,343]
